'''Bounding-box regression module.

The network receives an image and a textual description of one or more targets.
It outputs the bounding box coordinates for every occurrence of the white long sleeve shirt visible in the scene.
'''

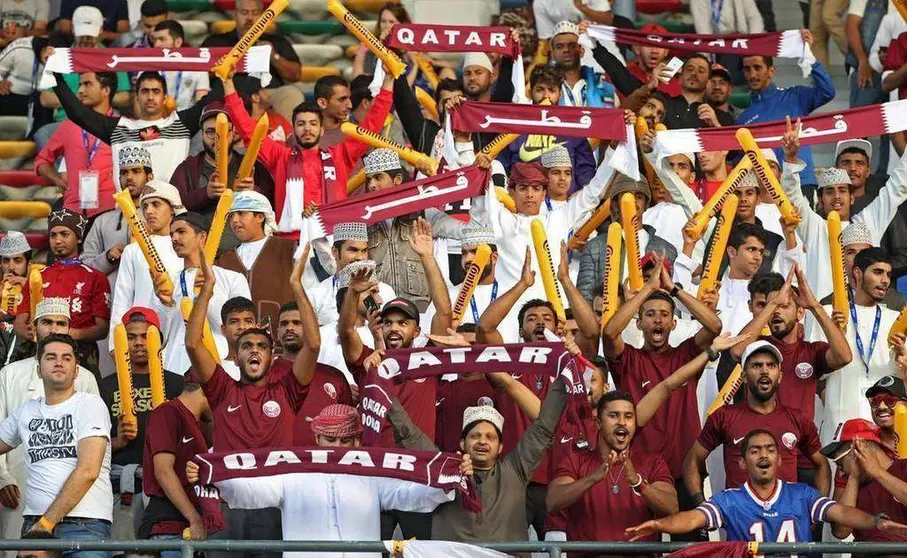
[781,157,907,300]
[153,265,251,374]
[108,234,183,348]
[216,472,453,558]
[310,276,396,327]
[869,11,907,73]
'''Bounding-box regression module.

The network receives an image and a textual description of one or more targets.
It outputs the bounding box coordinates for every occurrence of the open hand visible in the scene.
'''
[291,242,310,294]
[407,217,434,257]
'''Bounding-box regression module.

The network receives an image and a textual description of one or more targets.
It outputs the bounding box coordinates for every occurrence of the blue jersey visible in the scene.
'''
[697,481,835,543]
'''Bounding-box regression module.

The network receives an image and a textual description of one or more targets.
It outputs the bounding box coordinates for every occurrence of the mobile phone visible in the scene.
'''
[662,57,683,82]
[364,295,379,313]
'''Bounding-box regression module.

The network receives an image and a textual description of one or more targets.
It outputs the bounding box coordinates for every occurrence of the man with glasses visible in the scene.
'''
[863,376,907,455]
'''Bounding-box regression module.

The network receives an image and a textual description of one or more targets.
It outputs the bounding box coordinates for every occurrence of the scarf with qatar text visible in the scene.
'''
[583,25,816,78]
[279,148,339,233]
[40,46,273,89]
[386,24,528,104]
[192,446,481,512]
[360,342,588,447]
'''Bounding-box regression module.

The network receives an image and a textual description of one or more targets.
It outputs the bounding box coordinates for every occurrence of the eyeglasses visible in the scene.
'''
[869,394,902,409]
[832,446,853,463]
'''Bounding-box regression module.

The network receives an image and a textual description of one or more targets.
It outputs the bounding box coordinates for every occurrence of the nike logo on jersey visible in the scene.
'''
[435,398,445,407]
[227,405,242,413]
[641,380,652,388]
[733,436,746,445]
[560,436,573,444]
[512,374,523,380]
[182,436,195,444]
[518,137,566,161]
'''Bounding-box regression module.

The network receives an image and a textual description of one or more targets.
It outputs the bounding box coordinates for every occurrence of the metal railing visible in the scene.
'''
[0,539,905,557]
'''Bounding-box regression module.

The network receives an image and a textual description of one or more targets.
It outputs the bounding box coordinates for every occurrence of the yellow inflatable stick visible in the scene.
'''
[147,325,165,408]
[600,222,622,328]
[114,190,173,297]
[451,244,492,323]
[698,194,739,300]
[620,192,643,290]
[328,0,406,78]
[708,365,743,417]
[341,122,439,176]
[113,323,137,427]
[687,158,752,241]
[211,0,289,80]
[531,219,566,323]
[736,128,800,226]
[827,211,849,331]
[204,189,234,265]
[236,114,269,180]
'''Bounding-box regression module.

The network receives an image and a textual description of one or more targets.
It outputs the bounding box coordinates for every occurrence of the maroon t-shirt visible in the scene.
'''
[553,449,673,542]
[698,401,821,488]
[203,364,308,452]
[347,346,438,448]
[17,261,111,328]
[142,399,208,535]
[268,358,354,446]
[841,459,907,543]
[495,368,556,485]
[435,375,496,453]
[613,337,702,478]
[546,410,599,532]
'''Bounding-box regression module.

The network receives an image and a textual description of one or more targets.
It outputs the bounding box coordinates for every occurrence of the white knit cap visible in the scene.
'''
[333,222,368,243]
[229,190,277,236]
[363,148,402,176]
[553,20,579,37]
[816,168,852,189]
[835,139,872,163]
[541,146,572,169]
[34,297,70,321]
[0,231,31,257]
[842,222,873,247]
[463,404,504,433]
[761,148,778,165]
[460,224,496,247]
[336,260,376,290]
[118,146,152,169]
[72,6,102,37]
[140,181,187,215]
[462,52,494,72]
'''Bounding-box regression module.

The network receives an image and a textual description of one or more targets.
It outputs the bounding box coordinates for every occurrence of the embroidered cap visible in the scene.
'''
[815,167,852,190]
[0,231,31,257]
[34,297,70,321]
[820,418,883,457]
[118,146,152,170]
[835,139,872,163]
[336,259,376,290]
[553,20,579,37]
[140,180,187,215]
[462,52,494,72]
[363,148,403,176]
[311,404,363,438]
[229,191,277,236]
[738,170,759,190]
[462,404,504,436]
[460,224,496,248]
[333,222,368,243]
[540,146,572,169]
[47,209,88,240]
[841,222,873,247]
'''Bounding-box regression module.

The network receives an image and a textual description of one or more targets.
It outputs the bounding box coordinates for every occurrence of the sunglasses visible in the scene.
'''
[869,394,902,409]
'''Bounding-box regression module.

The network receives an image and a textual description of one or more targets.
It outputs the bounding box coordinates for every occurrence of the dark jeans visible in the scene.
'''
[21,516,111,558]
[379,510,432,540]
[525,482,548,540]
[672,478,708,542]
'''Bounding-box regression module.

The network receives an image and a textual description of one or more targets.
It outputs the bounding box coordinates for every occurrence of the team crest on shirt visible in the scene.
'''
[477,396,494,407]
[74,282,84,295]
[262,400,281,418]
[781,432,798,450]
[413,377,428,384]
[71,298,82,313]
[795,362,813,379]
[323,383,337,400]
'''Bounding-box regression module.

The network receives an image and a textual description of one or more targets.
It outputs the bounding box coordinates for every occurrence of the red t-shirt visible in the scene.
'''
[841,459,907,543]
[546,410,599,532]
[613,337,702,478]
[553,448,673,542]
[348,346,438,448]
[694,178,725,203]
[435,375,496,453]
[698,401,821,488]
[495,369,556,485]
[268,358,354,446]
[203,364,308,452]
[17,261,111,328]
[142,399,208,535]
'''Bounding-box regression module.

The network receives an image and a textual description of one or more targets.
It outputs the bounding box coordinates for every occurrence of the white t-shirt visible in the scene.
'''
[0,391,112,521]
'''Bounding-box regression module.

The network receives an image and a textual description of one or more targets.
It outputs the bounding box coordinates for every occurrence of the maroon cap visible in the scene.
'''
[123,306,161,330]
[639,23,668,34]
[200,101,228,126]
[820,419,883,457]
[509,162,548,187]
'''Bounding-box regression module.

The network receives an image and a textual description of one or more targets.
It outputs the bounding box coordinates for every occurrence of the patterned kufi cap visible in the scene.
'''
[311,404,363,438]
[118,146,152,169]
[553,20,579,37]
[541,146,572,169]
[140,180,187,215]
[816,167,852,189]
[842,222,873,247]
[463,404,504,434]
[460,224,496,248]
[47,208,88,240]
[34,297,70,321]
[336,260,376,290]
[738,170,759,189]
[363,148,402,176]
[761,148,778,165]
[333,222,368,243]
[229,191,277,236]
[0,231,31,256]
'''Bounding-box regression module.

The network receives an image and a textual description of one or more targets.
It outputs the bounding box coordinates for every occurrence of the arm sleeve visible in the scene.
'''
[491,55,514,103]
[75,396,112,441]
[90,272,112,320]
[171,161,214,212]
[201,366,231,410]
[0,406,21,448]
[798,412,823,457]
[393,75,440,154]
[145,406,179,457]
[803,62,836,113]
[375,477,453,513]
[107,246,136,347]
[805,486,836,522]
[697,496,727,530]
[387,399,438,452]
[272,35,300,62]
[33,123,66,174]
[216,476,283,509]
[223,91,287,170]
[0,375,15,487]
[591,44,643,96]
[781,159,827,253]
[424,208,465,240]
[696,411,723,452]
[852,156,907,244]
[52,74,118,143]
[564,150,616,226]
[508,380,568,483]
[81,219,115,276]
[337,88,394,169]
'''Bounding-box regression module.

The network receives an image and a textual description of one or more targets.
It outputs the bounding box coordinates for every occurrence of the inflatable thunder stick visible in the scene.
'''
[113,323,137,427]
[620,192,643,290]
[114,190,174,297]
[698,194,739,300]
[827,210,849,331]
[328,0,406,78]
[452,244,492,322]
[147,325,165,408]
[211,0,289,80]
[237,114,269,180]
[600,222,622,328]
[341,122,439,175]
[531,219,566,323]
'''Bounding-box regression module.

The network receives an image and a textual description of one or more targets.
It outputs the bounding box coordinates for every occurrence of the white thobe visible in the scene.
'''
[310,276,396,327]
[216,472,453,558]
[236,237,268,270]
[643,201,688,257]
[421,281,523,343]
[0,358,98,545]
[716,276,753,335]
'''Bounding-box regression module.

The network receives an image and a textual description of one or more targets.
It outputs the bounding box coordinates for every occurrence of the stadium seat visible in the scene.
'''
[346,0,398,12]
[180,20,210,45]
[405,0,496,26]
[730,91,751,110]
[292,44,345,67]
[165,0,212,10]
[0,171,52,189]
[636,0,685,14]
[279,20,345,35]
[289,0,328,19]
[300,66,341,82]
[0,185,40,201]
[0,117,30,141]
[0,141,37,159]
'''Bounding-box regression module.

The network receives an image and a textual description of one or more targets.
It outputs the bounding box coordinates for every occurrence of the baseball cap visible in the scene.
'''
[835,139,872,163]
[820,418,883,457]
[710,64,732,82]
[639,23,668,34]
[72,6,103,38]
[200,102,229,127]
[865,375,907,399]
[740,340,783,367]
[122,306,161,330]
[380,297,420,321]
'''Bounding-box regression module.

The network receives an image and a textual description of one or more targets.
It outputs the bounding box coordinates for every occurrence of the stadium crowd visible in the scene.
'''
[3,0,907,556]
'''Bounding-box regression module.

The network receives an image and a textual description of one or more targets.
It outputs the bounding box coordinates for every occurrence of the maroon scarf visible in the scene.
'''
[361,342,588,447]
[386,24,520,58]
[306,164,487,238]
[279,148,339,233]
[586,25,809,58]
[451,101,628,140]
[192,446,481,512]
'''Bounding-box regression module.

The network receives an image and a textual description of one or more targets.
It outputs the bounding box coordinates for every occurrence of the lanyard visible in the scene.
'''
[849,299,882,373]
[179,269,191,298]
[470,281,497,324]
[57,258,81,265]
[82,129,102,169]
[173,71,184,102]
[561,83,577,107]
[545,195,553,212]
[710,0,726,33]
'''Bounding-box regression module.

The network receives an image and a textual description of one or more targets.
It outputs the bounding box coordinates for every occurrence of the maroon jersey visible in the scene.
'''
[553,448,673,543]
[17,261,110,328]
[847,459,907,543]
[348,346,437,448]
[495,368,556,484]
[546,408,599,532]
[435,375,496,453]
[698,401,821,488]
[141,399,208,535]
[203,364,308,452]
[269,358,354,446]
[613,337,702,478]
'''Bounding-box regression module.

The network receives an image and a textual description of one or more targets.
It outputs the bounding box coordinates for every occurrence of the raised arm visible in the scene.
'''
[290,244,320,386]
[339,268,378,366]
[601,263,664,359]
[477,247,534,344]
[392,74,439,154]
[186,247,218,383]
[730,269,794,362]
[52,73,119,144]
[564,142,618,226]
[659,261,722,350]
[507,379,568,483]
[794,266,852,369]
[337,71,395,167]
[409,217,452,335]
[591,43,643,96]
[177,81,224,136]
[557,242,599,355]
[853,146,907,243]
[221,76,287,170]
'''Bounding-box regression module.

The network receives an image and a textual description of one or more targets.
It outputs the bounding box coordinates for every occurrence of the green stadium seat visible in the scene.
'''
[292,44,344,67]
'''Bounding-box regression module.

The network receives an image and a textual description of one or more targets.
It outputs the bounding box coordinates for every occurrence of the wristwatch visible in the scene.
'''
[670,284,681,298]
[706,347,720,362]
[874,513,890,529]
